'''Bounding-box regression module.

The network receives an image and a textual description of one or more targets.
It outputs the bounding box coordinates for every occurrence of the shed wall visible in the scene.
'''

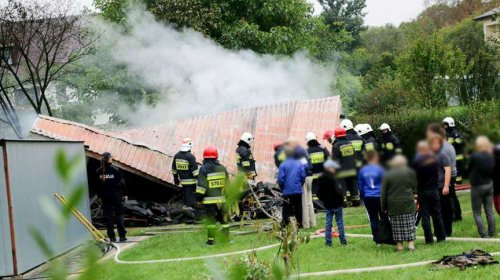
[2,141,91,275]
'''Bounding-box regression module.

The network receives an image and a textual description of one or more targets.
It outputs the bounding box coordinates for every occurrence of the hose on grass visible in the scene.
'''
[111,233,500,265]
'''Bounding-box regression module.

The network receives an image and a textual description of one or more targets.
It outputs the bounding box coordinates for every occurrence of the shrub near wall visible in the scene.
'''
[352,101,500,158]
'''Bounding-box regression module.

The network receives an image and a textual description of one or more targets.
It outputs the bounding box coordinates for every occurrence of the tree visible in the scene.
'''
[0,0,93,137]
[94,0,352,56]
[318,0,367,37]
[442,19,500,103]
[397,34,467,108]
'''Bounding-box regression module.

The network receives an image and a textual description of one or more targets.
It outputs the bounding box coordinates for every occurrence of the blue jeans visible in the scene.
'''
[325,207,346,245]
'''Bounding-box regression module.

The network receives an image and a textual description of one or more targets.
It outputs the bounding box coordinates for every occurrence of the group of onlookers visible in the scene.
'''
[277,119,499,251]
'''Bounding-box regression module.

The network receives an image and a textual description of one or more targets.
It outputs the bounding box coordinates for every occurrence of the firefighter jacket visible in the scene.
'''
[236,141,257,177]
[362,134,378,153]
[96,164,127,199]
[446,128,464,161]
[307,141,330,178]
[274,147,286,168]
[197,159,229,204]
[172,151,199,187]
[346,129,365,168]
[380,132,402,162]
[331,136,357,179]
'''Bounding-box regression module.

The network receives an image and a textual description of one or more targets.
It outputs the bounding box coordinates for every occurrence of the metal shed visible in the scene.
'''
[0,139,91,277]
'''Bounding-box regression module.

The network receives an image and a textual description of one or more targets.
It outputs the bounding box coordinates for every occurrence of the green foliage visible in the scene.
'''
[359,24,405,55]
[318,0,367,37]
[397,34,467,108]
[353,101,500,157]
[220,252,284,280]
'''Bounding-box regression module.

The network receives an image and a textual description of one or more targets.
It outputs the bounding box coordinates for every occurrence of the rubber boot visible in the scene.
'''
[206,224,216,245]
[220,224,230,243]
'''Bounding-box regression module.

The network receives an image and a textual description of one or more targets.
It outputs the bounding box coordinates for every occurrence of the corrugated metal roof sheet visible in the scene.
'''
[31,96,341,186]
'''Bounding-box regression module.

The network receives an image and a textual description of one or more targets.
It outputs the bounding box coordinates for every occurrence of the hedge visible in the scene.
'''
[352,101,500,158]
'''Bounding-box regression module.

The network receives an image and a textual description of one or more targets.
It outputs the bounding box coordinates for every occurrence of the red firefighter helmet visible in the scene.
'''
[272,141,283,151]
[334,127,347,138]
[323,130,335,140]
[203,145,218,159]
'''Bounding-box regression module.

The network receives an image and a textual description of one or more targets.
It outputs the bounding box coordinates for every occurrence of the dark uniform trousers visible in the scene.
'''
[102,195,127,239]
[282,194,303,227]
[182,184,197,207]
[418,190,446,243]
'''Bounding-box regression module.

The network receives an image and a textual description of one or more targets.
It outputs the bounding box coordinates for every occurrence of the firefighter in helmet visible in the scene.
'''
[442,117,465,185]
[341,119,365,169]
[197,145,230,245]
[330,128,361,207]
[273,141,286,169]
[236,132,257,179]
[379,123,402,165]
[306,132,330,201]
[96,152,127,242]
[355,124,378,153]
[172,138,199,207]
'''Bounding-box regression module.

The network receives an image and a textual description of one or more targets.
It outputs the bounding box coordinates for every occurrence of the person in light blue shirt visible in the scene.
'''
[358,150,386,245]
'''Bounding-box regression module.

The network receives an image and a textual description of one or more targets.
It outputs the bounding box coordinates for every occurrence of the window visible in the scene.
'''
[0,47,14,66]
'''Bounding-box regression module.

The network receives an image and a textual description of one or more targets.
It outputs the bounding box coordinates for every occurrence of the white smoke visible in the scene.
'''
[96,8,335,126]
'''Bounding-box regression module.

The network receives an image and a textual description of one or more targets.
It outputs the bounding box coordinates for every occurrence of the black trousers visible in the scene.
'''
[102,196,127,240]
[363,197,385,243]
[439,189,453,236]
[449,177,462,220]
[282,194,303,227]
[339,176,360,206]
[419,190,446,243]
[182,184,197,207]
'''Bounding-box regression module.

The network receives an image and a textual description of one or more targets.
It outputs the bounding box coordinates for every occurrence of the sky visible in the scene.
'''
[2,0,428,27]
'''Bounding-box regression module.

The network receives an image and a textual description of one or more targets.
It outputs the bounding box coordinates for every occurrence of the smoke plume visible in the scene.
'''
[96,8,335,126]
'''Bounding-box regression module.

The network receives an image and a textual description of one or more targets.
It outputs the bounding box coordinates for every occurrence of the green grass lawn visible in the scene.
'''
[93,192,500,279]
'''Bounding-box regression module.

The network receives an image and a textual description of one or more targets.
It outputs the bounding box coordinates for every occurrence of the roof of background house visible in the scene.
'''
[31,96,341,187]
[473,7,500,20]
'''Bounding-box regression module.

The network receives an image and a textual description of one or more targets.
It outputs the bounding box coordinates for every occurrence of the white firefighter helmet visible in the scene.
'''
[366,124,374,133]
[180,138,193,152]
[305,132,317,142]
[442,117,455,127]
[354,124,365,136]
[340,119,354,130]
[379,123,391,131]
[240,132,254,145]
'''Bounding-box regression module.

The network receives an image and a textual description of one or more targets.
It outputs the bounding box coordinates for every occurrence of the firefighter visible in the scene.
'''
[96,152,127,243]
[197,145,230,245]
[236,132,257,179]
[273,141,286,168]
[356,124,378,152]
[341,119,365,169]
[306,132,330,201]
[323,129,335,145]
[442,117,465,186]
[379,123,402,165]
[172,138,199,207]
[331,127,361,207]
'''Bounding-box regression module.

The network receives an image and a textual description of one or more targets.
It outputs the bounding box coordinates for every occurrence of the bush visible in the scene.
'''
[352,101,500,158]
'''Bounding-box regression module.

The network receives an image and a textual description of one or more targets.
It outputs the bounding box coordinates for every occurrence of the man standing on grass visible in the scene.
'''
[412,141,446,244]
[278,139,307,228]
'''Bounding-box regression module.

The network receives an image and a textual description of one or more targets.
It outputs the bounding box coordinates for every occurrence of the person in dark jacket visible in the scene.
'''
[197,145,230,245]
[306,132,330,200]
[331,127,360,207]
[412,141,446,243]
[317,160,347,246]
[379,123,402,165]
[172,138,199,207]
[468,136,495,238]
[273,141,286,169]
[493,144,500,215]
[381,155,417,251]
[278,143,307,227]
[355,124,378,153]
[236,132,257,179]
[358,150,385,244]
[96,152,127,242]
[443,117,466,186]
[341,119,365,169]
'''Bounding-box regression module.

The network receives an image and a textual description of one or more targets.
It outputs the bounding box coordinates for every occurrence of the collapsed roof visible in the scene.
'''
[31,96,341,187]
